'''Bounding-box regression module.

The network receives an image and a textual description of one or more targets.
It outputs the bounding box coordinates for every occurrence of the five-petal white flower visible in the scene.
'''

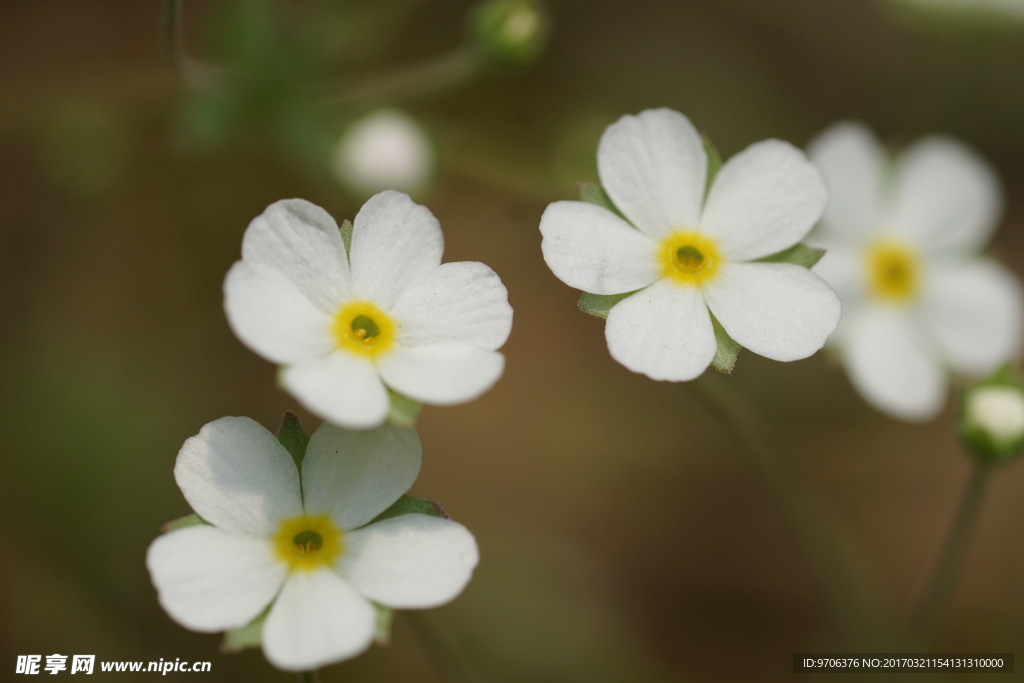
[146,416,478,671]
[540,108,841,381]
[808,122,1024,421]
[224,191,513,428]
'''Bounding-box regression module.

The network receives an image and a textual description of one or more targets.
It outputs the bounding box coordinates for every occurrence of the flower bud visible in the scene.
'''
[332,109,434,196]
[470,0,549,67]
[960,370,1024,464]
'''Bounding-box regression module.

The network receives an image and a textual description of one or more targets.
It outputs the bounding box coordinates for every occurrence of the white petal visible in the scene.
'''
[703,262,841,362]
[887,136,1002,253]
[241,199,352,313]
[174,417,302,538]
[262,569,376,672]
[539,201,659,295]
[923,259,1024,374]
[340,515,478,609]
[807,121,887,240]
[390,261,513,350]
[301,422,421,531]
[223,262,334,365]
[605,279,716,381]
[377,345,505,405]
[349,190,444,309]
[700,139,827,261]
[811,243,866,310]
[843,306,945,421]
[597,108,706,238]
[146,526,285,632]
[280,352,390,429]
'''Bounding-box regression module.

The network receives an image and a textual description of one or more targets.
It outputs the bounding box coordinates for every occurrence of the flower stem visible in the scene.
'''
[159,0,220,90]
[298,670,320,683]
[911,460,992,647]
[687,373,882,648]
[319,47,484,108]
[407,611,481,683]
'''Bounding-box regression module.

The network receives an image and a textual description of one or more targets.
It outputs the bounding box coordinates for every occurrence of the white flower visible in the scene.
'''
[539,108,841,381]
[808,122,1024,420]
[224,191,513,428]
[146,416,478,672]
[332,110,434,195]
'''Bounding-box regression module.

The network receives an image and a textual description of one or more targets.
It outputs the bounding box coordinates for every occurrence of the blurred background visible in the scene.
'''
[2,0,1024,680]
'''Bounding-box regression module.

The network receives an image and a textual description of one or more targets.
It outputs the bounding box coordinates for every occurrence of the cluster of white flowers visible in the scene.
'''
[151,189,511,671]
[151,103,1024,674]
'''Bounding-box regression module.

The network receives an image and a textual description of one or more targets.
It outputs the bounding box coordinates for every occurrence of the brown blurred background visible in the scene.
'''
[2,1,1024,681]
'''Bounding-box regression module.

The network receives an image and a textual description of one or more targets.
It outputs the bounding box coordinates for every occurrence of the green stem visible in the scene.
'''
[912,461,992,647]
[320,47,484,108]
[688,373,881,648]
[159,0,220,90]
[298,670,320,683]
[407,611,481,683]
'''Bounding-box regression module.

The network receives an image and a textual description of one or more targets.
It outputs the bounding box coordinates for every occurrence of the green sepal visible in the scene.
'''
[576,181,624,219]
[709,314,741,374]
[387,390,423,428]
[370,495,450,525]
[276,411,309,469]
[161,514,207,534]
[221,609,268,653]
[577,291,634,319]
[374,605,394,646]
[702,133,723,191]
[340,219,353,262]
[755,243,826,269]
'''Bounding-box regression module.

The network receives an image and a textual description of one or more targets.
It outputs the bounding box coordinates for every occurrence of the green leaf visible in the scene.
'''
[702,133,723,190]
[370,495,450,525]
[709,314,740,374]
[161,514,207,533]
[576,181,624,218]
[374,605,394,646]
[577,291,634,319]
[276,411,309,468]
[221,610,268,653]
[340,219,353,263]
[387,390,422,428]
[755,242,826,269]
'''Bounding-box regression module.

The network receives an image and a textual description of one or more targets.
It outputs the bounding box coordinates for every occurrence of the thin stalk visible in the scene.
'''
[911,461,992,647]
[320,47,484,108]
[298,670,320,683]
[160,0,220,90]
[688,373,881,648]
[407,611,481,683]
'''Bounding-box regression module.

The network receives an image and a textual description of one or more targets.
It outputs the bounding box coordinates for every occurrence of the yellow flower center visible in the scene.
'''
[273,514,344,572]
[659,230,723,287]
[865,239,920,304]
[332,300,397,358]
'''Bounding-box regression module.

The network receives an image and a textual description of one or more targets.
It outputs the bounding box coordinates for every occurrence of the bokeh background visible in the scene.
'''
[2,1,1024,681]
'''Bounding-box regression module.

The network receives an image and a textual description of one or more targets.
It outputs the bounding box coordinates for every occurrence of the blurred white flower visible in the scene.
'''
[224,191,513,428]
[332,110,434,195]
[808,122,1023,420]
[147,417,478,672]
[540,108,841,381]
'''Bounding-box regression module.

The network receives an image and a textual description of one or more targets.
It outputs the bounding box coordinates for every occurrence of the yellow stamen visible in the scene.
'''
[332,301,397,358]
[659,230,723,287]
[273,514,344,572]
[865,239,920,303]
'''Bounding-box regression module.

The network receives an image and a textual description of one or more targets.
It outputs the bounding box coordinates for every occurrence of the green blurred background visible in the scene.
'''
[2,1,1024,680]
